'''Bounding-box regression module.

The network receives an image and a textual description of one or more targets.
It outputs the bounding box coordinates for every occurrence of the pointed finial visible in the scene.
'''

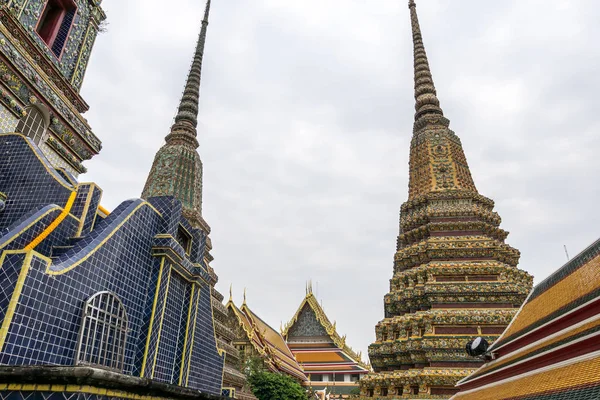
[229,283,233,302]
[409,0,444,122]
[167,0,212,145]
[243,287,247,305]
[141,0,214,229]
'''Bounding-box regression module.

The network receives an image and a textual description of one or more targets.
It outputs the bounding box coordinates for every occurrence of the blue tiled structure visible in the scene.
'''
[0,133,226,398]
[0,0,230,399]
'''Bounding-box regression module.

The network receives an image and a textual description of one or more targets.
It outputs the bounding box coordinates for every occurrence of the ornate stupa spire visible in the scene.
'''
[405,0,477,200]
[409,0,443,121]
[142,0,212,233]
[360,1,533,398]
[173,0,211,136]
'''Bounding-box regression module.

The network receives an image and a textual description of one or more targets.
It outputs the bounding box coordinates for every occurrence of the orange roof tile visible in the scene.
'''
[295,351,346,363]
[303,365,355,371]
[492,242,600,351]
[230,301,306,382]
[453,353,600,400]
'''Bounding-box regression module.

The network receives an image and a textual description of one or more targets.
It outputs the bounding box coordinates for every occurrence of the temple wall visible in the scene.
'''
[0,135,225,397]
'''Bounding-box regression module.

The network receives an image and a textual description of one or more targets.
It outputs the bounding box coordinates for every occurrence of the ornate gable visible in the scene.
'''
[283,283,369,370]
[287,303,331,341]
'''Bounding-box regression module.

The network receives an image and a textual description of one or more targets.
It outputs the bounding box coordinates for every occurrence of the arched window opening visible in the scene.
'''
[76,291,128,371]
[16,106,48,145]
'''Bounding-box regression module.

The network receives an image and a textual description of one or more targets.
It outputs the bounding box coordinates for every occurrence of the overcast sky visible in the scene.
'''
[81,0,600,359]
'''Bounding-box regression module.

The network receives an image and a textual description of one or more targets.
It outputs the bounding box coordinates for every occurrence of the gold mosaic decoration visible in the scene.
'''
[359,1,533,398]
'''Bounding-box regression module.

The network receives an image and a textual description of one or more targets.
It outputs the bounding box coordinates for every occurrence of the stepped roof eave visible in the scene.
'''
[283,289,371,371]
[488,237,600,354]
[293,349,370,373]
[455,237,600,392]
[237,302,307,380]
[226,300,255,338]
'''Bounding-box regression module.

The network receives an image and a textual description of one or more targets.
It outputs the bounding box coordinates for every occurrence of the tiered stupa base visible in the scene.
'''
[360,369,472,399]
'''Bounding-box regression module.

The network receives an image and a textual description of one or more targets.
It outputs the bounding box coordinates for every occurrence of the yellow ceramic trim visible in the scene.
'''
[46,201,162,276]
[0,134,74,190]
[209,286,225,362]
[24,191,77,250]
[219,348,226,393]
[151,266,172,379]
[179,284,195,385]
[0,250,34,351]
[0,206,60,251]
[144,201,163,217]
[98,205,110,216]
[140,258,165,378]
[150,250,210,286]
[0,383,173,400]
[185,285,201,386]
[74,183,101,237]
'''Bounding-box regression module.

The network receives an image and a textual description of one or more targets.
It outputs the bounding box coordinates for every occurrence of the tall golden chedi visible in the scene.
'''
[360,1,533,398]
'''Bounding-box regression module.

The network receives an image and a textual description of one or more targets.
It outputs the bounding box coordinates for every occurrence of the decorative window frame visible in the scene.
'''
[75,291,129,372]
[16,105,49,145]
[35,0,78,59]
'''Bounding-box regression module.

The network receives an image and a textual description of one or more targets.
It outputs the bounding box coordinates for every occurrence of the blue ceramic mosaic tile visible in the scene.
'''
[0,134,73,229]
[153,273,189,384]
[0,136,225,396]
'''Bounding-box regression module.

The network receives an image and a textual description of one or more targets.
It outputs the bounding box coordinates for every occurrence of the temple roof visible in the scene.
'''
[283,283,370,372]
[453,237,600,399]
[226,296,307,382]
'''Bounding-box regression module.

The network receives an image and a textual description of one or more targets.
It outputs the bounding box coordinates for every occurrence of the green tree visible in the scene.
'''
[247,371,308,400]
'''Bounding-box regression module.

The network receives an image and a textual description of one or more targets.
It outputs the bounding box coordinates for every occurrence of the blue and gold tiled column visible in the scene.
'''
[70,183,103,236]
[139,259,171,378]
[180,282,202,386]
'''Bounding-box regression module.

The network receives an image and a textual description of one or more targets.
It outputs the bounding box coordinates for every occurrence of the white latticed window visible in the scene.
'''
[76,291,128,371]
[16,107,47,144]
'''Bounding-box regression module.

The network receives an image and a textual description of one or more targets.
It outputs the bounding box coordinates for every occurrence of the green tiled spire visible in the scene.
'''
[142,0,211,233]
